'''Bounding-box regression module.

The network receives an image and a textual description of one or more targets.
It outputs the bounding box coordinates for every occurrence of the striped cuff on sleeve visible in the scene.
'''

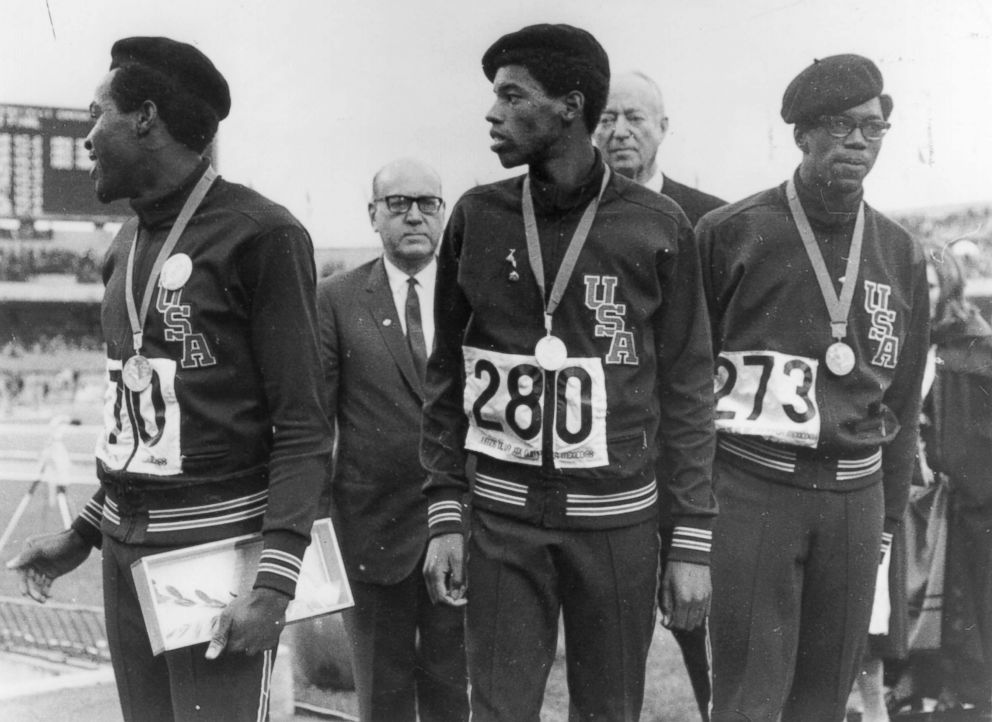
[255,549,303,598]
[427,499,464,538]
[253,530,309,598]
[668,525,712,566]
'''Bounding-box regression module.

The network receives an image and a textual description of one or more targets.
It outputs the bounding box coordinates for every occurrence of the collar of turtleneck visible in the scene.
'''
[792,168,863,230]
[528,149,607,213]
[130,158,212,229]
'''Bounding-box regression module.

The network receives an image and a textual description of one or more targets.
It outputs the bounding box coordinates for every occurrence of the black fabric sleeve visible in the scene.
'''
[241,224,333,596]
[420,202,472,537]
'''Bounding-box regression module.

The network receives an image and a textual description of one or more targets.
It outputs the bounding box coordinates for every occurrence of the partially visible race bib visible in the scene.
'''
[463,346,608,468]
[96,357,183,475]
[714,349,821,447]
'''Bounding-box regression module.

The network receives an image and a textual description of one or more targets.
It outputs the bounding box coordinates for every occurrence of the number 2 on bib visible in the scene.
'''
[714,350,821,447]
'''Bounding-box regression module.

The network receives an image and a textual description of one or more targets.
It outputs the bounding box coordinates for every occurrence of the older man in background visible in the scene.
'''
[317,158,468,722]
[594,70,725,227]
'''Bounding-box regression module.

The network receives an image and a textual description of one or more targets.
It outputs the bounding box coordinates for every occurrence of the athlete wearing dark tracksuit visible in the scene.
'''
[422,159,717,721]
[699,124,929,721]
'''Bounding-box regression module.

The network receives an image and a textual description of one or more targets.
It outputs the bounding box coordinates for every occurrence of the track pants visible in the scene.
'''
[103,535,275,722]
[709,461,883,722]
[466,509,659,722]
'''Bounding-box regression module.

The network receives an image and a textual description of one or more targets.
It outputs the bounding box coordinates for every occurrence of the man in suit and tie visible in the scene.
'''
[316,158,468,722]
[594,70,725,227]
[594,70,725,722]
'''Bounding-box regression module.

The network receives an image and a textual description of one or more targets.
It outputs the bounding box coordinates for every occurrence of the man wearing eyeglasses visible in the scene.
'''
[316,158,468,722]
[697,55,929,721]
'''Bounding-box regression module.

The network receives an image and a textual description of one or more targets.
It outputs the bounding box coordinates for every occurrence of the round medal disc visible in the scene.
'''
[122,354,153,392]
[825,341,856,376]
[160,253,193,291]
[534,335,568,371]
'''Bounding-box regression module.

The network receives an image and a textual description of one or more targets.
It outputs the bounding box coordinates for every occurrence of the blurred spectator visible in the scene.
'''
[888,249,992,715]
[0,245,104,282]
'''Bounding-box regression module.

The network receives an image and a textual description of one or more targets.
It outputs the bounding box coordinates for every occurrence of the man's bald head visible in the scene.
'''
[372,158,443,199]
[369,158,444,275]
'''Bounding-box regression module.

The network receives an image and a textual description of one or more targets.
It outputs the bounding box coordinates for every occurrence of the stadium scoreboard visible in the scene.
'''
[0,103,129,222]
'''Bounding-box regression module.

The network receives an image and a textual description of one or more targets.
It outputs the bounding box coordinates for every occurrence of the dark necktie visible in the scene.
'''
[405,277,427,381]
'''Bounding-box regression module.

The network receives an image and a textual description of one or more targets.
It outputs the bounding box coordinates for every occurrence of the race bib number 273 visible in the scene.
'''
[714,350,821,447]
[462,346,608,468]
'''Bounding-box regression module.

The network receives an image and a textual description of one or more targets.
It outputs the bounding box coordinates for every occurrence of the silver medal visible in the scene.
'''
[825,341,855,376]
[160,253,193,290]
[534,335,568,372]
[122,354,153,392]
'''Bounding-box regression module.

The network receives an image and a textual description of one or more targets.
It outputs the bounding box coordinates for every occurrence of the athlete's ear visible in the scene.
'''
[561,90,585,125]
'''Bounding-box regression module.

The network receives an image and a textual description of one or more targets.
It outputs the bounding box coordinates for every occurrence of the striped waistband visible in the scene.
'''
[473,472,658,518]
[103,489,269,534]
[717,435,882,481]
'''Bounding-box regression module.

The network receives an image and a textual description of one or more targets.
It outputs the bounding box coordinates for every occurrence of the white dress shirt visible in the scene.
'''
[382,255,437,353]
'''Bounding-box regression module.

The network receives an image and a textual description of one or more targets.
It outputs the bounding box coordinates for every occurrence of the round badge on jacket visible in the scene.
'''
[160,253,193,290]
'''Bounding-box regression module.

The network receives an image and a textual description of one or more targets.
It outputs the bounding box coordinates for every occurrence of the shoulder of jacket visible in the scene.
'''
[209,178,306,232]
[697,185,783,232]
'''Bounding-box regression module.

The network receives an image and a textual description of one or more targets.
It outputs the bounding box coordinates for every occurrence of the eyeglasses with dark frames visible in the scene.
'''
[375,195,444,215]
[818,115,891,141]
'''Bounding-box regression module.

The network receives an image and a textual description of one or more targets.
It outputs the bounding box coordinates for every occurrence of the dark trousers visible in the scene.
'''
[709,461,882,722]
[467,509,659,722]
[102,536,275,722]
[343,565,468,722]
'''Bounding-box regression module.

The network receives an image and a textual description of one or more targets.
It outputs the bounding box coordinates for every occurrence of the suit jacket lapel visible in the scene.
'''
[365,258,424,399]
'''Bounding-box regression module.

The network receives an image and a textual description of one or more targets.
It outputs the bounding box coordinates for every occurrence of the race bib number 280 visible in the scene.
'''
[714,350,821,447]
[462,347,608,468]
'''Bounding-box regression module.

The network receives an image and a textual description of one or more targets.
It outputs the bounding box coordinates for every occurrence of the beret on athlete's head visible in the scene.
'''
[110,36,231,121]
[781,53,893,125]
[481,23,610,133]
[482,23,609,85]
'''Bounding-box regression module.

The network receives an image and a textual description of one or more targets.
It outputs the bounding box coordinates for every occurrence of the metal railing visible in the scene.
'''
[0,595,109,664]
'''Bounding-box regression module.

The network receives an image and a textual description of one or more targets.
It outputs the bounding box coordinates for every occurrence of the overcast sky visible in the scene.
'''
[2,0,990,247]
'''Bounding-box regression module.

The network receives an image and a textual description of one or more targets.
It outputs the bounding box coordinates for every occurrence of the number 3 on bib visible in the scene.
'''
[462,347,608,468]
[714,350,821,447]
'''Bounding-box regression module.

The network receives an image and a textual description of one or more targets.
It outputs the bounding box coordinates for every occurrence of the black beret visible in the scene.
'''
[110,37,230,121]
[482,23,609,85]
[781,54,893,125]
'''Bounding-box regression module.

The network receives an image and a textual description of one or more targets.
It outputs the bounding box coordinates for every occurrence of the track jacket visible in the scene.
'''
[697,172,929,535]
[421,160,716,565]
[70,161,332,597]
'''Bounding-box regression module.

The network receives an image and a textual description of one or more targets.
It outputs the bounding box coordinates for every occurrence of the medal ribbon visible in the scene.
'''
[124,166,218,353]
[522,165,611,336]
[785,177,865,341]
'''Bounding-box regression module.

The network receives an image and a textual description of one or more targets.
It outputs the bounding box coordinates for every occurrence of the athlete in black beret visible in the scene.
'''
[701,53,929,722]
[8,37,331,722]
[423,21,716,721]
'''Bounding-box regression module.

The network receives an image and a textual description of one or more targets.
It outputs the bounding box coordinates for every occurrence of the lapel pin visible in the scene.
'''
[506,248,520,282]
